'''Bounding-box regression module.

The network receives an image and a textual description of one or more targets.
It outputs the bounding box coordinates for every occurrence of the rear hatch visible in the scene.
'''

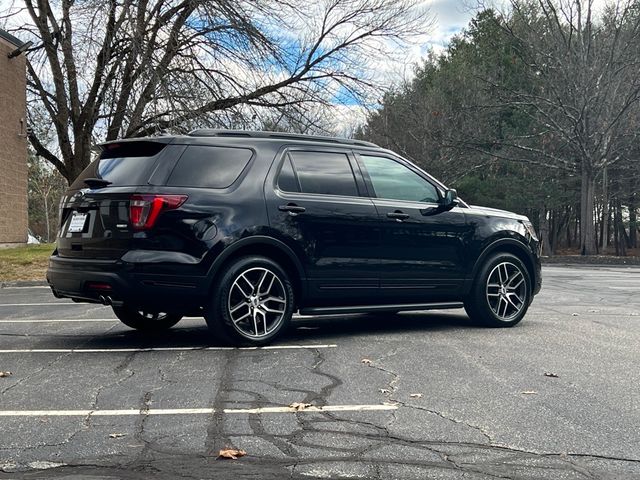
[57,139,177,259]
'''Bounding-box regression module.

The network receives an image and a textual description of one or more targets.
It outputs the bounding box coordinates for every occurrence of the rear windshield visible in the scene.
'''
[70,141,166,189]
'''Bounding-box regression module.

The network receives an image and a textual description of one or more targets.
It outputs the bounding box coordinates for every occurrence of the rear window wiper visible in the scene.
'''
[83,177,112,188]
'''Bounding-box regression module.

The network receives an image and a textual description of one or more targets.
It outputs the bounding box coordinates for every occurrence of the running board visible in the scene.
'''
[299,302,464,316]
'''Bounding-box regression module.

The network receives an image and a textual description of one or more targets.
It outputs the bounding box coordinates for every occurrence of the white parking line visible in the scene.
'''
[0,345,337,353]
[0,316,314,323]
[0,303,75,307]
[0,404,397,417]
[0,319,117,323]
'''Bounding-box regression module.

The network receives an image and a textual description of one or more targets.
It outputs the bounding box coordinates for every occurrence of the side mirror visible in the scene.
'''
[441,189,459,208]
[421,189,458,216]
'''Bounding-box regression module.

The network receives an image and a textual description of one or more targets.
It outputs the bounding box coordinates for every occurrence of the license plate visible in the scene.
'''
[68,212,88,233]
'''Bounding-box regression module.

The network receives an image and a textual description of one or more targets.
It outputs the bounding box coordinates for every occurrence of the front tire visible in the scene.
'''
[206,256,295,346]
[464,253,531,327]
[112,306,182,331]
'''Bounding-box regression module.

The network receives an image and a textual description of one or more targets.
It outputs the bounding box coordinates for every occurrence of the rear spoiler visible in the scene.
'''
[92,136,174,154]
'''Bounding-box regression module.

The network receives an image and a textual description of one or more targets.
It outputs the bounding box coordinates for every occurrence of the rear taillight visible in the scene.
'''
[130,194,188,230]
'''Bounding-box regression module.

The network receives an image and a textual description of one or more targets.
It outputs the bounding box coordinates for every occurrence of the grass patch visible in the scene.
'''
[0,244,55,282]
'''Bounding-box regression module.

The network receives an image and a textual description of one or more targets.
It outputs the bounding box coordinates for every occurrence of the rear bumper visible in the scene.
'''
[46,254,209,314]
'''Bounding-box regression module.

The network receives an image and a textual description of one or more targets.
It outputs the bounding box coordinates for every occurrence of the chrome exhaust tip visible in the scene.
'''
[98,295,112,306]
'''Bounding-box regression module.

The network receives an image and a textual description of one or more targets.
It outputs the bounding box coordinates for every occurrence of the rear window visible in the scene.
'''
[166,145,252,189]
[71,141,166,189]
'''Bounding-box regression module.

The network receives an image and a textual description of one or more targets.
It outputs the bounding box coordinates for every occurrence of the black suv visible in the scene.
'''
[47,130,542,345]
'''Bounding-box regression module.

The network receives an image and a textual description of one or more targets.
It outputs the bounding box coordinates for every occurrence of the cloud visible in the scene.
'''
[416,0,477,55]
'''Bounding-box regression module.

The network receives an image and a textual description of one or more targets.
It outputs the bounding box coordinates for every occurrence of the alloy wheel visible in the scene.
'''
[227,267,288,339]
[486,261,527,321]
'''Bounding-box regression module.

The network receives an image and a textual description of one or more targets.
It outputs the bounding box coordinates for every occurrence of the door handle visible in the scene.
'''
[387,211,410,221]
[278,204,306,214]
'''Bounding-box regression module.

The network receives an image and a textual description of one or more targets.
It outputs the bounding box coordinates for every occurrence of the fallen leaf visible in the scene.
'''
[109,433,127,439]
[409,393,423,399]
[544,372,559,378]
[379,388,391,394]
[0,371,12,378]
[521,391,538,395]
[571,313,579,317]
[361,358,372,365]
[289,402,312,411]
[218,448,246,460]
[588,309,599,313]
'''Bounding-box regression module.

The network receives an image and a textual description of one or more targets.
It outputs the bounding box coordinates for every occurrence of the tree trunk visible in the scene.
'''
[580,163,597,255]
[614,198,627,257]
[601,166,608,251]
[630,194,638,249]
[43,193,50,243]
[573,204,580,250]
[551,209,568,254]
[566,206,573,248]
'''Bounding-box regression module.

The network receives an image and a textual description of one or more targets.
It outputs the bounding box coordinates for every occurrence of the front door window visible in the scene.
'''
[360,155,439,203]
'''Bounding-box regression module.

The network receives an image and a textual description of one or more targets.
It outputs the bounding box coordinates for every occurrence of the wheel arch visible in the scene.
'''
[466,238,537,296]
[206,236,306,304]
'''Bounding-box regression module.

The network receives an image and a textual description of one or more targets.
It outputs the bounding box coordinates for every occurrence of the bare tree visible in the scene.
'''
[27,154,65,242]
[2,0,429,183]
[489,0,640,255]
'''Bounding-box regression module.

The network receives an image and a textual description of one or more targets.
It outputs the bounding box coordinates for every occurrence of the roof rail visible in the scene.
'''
[187,129,378,148]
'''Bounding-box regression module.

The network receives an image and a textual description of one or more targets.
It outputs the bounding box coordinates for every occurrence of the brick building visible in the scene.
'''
[0,30,28,246]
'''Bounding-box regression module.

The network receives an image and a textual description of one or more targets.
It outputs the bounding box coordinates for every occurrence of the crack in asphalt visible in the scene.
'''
[352,356,640,479]
[364,354,495,444]
[203,348,236,455]
[127,351,194,465]
[3,328,640,479]
[1,323,119,397]
[3,444,638,479]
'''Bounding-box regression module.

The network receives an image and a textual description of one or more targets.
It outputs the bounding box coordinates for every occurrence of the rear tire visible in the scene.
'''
[205,256,294,346]
[112,306,182,331]
[464,253,531,327]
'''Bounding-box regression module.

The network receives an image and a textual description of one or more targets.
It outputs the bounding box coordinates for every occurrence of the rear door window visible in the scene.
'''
[286,151,359,197]
[277,154,301,193]
[167,145,252,188]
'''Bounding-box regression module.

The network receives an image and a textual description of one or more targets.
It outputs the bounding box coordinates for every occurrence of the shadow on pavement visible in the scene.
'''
[69,310,477,349]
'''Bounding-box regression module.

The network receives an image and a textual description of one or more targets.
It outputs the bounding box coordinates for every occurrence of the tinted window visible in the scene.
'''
[361,155,439,203]
[277,155,300,192]
[167,145,252,188]
[289,151,358,197]
[71,141,166,189]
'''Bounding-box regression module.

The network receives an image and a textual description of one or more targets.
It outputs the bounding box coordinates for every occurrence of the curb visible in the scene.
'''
[0,280,48,288]
[542,256,640,267]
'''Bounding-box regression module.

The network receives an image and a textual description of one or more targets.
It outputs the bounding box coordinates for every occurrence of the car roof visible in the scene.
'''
[97,129,379,150]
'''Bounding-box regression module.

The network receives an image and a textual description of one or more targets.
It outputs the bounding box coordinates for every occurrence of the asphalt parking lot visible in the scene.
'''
[0,265,639,480]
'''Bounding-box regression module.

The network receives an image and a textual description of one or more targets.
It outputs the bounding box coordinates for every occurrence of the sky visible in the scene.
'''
[0,0,611,135]
[423,0,477,52]
[330,1,480,133]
